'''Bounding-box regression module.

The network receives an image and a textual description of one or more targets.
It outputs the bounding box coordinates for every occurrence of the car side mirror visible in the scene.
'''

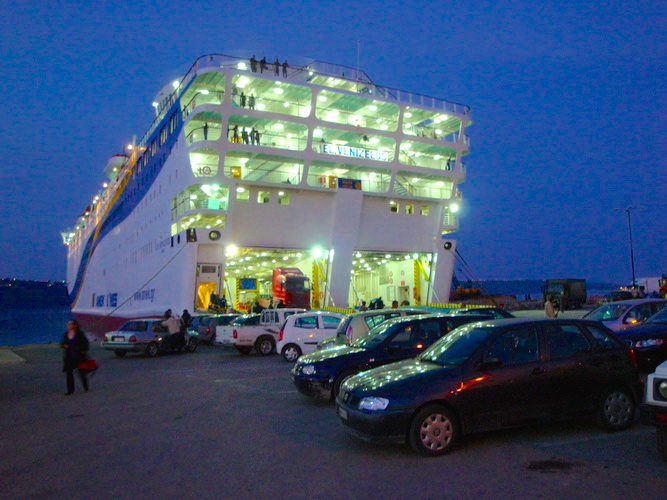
[479,356,502,369]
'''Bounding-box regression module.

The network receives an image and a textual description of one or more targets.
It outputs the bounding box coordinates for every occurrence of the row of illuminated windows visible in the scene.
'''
[185,114,459,171]
[181,71,465,139]
[187,150,457,199]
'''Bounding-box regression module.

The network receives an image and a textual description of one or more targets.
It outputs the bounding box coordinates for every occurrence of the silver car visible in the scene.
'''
[101,318,198,357]
[583,299,667,332]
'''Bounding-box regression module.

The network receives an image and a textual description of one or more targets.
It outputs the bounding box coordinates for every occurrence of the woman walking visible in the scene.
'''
[61,319,90,395]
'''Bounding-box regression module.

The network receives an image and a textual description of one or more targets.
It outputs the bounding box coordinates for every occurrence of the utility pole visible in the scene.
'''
[615,206,644,286]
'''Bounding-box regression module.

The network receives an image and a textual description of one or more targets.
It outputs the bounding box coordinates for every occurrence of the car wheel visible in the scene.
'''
[235,346,252,355]
[281,343,302,362]
[409,405,460,456]
[186,338,198,352]
[255,336,275,356]
[657,427,667,462]
[145,342,159,358]
[113,351,126,358]
[596,386,635,431]
[332,370,357,400]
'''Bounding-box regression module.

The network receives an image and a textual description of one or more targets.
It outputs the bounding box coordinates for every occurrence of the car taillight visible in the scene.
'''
[628,348,637,367]
[233,329,238,339]
[129,336,137,342]
[279,325,285,341]
[345,325,353,345]
[206,327,211,334]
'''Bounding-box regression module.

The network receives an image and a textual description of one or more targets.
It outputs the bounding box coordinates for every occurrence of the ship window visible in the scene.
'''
[399,140,457,170]
[236,187,249,201]
[389,201,399,213]
[185,111,222,144]
[395,172,453,199]
[227,115,308,152]
[405,204,414,214]
[258,191,270,204]
[223,151,303,184]
[230,74,311,118]
[315,90,399,132]
[278,191,290,205]
[308,160,390,193]
[421,205,430,216]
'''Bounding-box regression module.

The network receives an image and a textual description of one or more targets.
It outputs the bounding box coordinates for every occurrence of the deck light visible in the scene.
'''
[216,219,223,224]
[240,158,249,164]
[282,256,289,260]
[450,202,460,213]
[369,105,377,111]
[200,89,209,95]
[103,183,108,188]
[442,114,449,120]
[380,124,388,130]
[206,225,211,229]
[356,252,362,258]
[152,101,158,108]
[436,129,443,135]
[412,253,419,260]
[273,123,284,130]
[237,76,250,88]
[404,112,412,118]
[313,129,323,137]
[237,62,247,70]
[283,102,290,107]
[279,191,285,196]
[226,246,238,257]
[236,187,245,193]
[411,178,419,183]
[434,155,441,160]
[126,144,133,150]
[309,71,313,76]
[369,138,379,144]
[172,80,180,89]
[273,88,284,94]
[189,218,195,223]
[257,103,266,110]
[312,248,323,258]
[385,254,391,259]
[402,143,411,149]
[296,252,302,257]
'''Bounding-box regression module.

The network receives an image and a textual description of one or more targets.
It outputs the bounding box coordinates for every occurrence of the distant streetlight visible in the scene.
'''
[614,206,645,286]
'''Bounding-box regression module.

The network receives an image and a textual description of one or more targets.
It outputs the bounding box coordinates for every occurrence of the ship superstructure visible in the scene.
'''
[64,54,472,332]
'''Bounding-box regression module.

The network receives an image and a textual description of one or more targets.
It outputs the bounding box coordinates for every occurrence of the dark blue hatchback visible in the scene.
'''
[291,313,491,400]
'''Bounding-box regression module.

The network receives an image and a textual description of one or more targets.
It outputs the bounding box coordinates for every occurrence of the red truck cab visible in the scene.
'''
[272,267,311,309]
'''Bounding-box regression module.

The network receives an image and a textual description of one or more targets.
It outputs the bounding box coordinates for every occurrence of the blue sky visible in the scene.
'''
[0,0,665,283]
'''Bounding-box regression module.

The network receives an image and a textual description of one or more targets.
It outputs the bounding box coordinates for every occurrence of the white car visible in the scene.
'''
[645,360,667,462]
[277,311,345,361]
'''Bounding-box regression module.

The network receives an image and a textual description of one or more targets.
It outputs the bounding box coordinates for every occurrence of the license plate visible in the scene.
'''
[338,407,348,420]
[112,336,124,342]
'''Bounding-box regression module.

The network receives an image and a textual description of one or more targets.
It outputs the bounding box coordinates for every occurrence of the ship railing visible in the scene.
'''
[403,126,469,145]
[313,106,398,131]
[237,164,301,185]
[187,126,223,144]
[395,177,453,199]
[173,198,228,218]
[307,173,390,193]
[227,130,308,152]
[182,90,225,118]
[229,94,311,118]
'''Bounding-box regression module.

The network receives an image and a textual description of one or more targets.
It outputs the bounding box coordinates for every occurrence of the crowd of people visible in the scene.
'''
[249,55,289,77]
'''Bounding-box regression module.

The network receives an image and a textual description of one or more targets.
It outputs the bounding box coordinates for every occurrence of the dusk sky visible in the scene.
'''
[1,0,665,284]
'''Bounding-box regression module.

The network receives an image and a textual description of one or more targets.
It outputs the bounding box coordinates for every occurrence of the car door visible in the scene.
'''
[382,319,440,360]
[462,326,548,431]
[293,315,320,353]
[542,323,605,414]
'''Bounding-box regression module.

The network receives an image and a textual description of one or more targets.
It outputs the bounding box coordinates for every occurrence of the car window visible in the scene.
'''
[584,304,629,321]
[652,302,667,315]
[584,324,622,350]
[120,321,148,332]
[484,327,539,366]
[418,319,444,341]
[363,314,387,329]
[322,315,342,329]
[295,316,318,328]
[625,303,654,324]
[544,324,591,359]
[420,325,492,365]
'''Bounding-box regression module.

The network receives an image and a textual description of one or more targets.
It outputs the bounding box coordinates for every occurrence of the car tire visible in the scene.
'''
[186,338,198,352]
[235,346,252,355]
[145,342,159,358]
[657,427,667,462]
[113,351,126,358]
[596,386,635,431]
[255,336,275,356]
[409,405,460,456]
[281,343,302,362]
[332,370,357,400]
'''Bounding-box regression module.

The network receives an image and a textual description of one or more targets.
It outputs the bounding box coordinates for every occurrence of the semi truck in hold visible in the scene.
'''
[273,268,311,308]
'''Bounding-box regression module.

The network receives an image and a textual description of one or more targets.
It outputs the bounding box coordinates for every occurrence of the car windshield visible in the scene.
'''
[584,304,630,321]
[232,315,257,326]
[418,325,491,365]
[647,307,667,325]
[351,321,399,349]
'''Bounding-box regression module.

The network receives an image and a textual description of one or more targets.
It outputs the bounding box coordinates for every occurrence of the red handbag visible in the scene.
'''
[77,359,98,371]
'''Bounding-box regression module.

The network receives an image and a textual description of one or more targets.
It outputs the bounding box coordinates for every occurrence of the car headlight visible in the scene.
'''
[302,364,316,376]
[659,380,667,400]
[635,339,664,348]
[358,397,389,411]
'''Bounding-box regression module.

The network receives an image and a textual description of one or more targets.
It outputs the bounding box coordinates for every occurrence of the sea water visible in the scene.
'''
[0,307,73,346]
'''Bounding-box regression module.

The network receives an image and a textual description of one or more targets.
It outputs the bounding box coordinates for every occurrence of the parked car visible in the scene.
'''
[644,360,667,461]
[316,308,427,351]
[192,313,239,343]
[293,313,492,400]
[452,307,515,319]
[336,318,642,456]
[277,311,345,361]
[217,309,305,355]
[101,318,198,357]
[214,314,261,350]
[582,299,667,331]
[619,307,667,372]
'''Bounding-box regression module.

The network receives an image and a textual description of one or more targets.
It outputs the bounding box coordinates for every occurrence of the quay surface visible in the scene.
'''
[1,331,666,499]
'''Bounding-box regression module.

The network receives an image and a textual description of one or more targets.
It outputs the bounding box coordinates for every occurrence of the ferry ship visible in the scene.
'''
[63,54,472,333]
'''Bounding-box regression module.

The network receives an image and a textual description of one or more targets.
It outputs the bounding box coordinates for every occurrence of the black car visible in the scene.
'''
[292,314,492,400]
[336,318,642,456]
[620,307,667,372]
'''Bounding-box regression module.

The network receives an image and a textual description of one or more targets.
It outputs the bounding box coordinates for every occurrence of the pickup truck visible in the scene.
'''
[217,308,306,355]
[645,360,667,461]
